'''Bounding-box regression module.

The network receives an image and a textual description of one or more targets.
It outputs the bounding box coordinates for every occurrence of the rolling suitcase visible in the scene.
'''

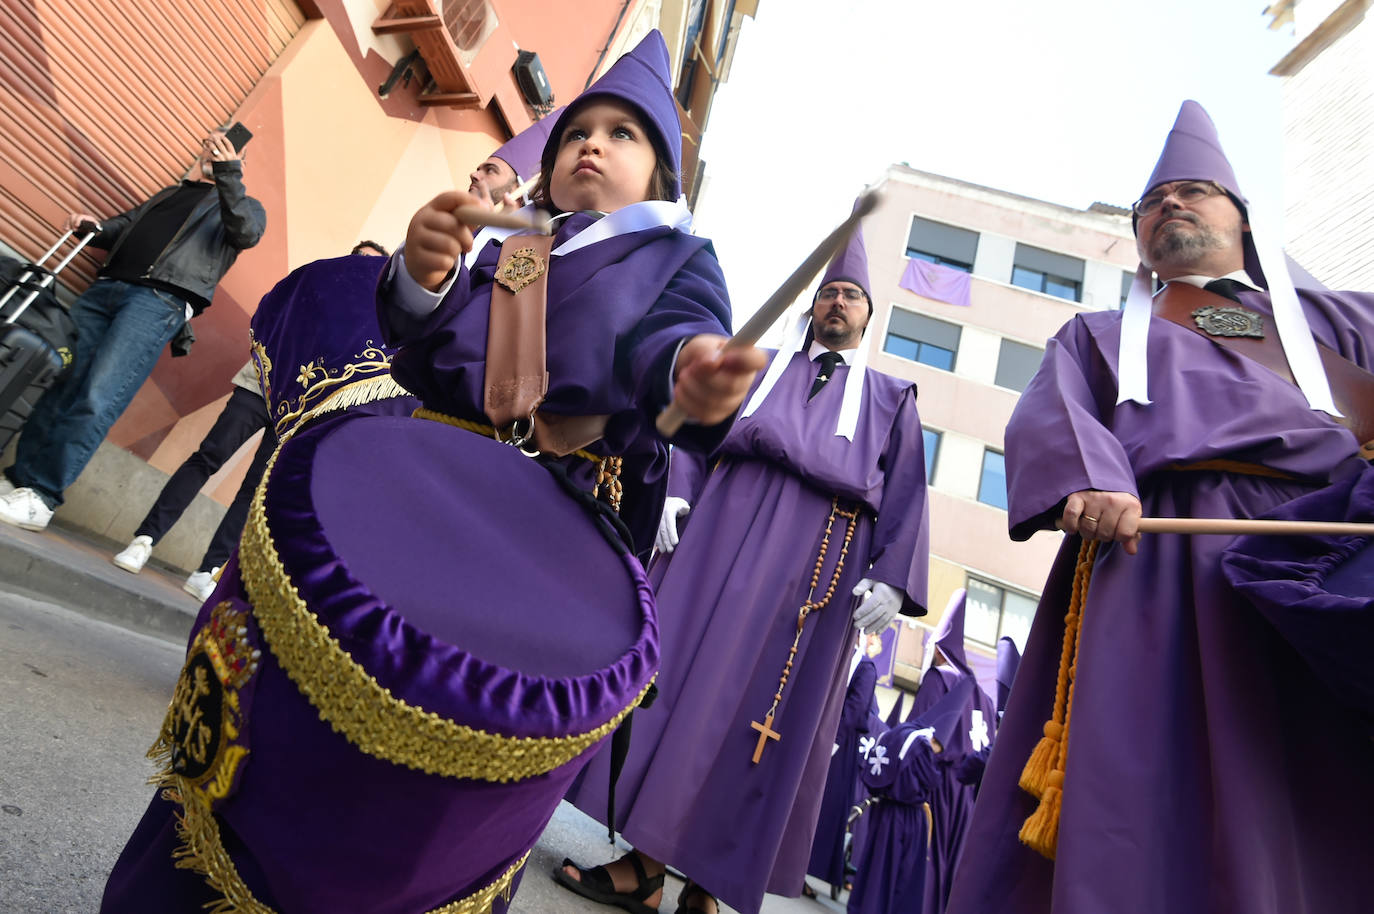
[0,227,95,452]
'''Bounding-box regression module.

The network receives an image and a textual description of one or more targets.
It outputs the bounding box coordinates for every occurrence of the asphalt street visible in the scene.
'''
[0,591,841,914]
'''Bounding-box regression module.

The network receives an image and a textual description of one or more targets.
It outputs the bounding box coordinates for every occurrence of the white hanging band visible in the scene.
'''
[900,726,936,760]
[836,325,869,441]
[462,197,693,268]
[1115,264,1156,406]
[741,308,810,418]
[1248,201,1339,415]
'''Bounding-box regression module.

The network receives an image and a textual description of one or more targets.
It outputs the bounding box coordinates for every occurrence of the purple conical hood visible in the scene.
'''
[544,30,682,197]
[1140,100,1246,205]
[818,197,871,298]
[493,106,565,183]
[930,588,970,674]
[995,636,1020,714]
[884,691,906,728]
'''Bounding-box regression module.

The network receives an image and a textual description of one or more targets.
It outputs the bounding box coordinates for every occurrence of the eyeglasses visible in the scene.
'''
[1132,181,1227,217]
[817,287,866,304]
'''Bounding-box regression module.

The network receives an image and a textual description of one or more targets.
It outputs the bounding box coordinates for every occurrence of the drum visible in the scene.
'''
[140,412,659,913]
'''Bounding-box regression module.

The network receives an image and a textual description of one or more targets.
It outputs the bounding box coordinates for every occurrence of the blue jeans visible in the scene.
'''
[8,279,186,508]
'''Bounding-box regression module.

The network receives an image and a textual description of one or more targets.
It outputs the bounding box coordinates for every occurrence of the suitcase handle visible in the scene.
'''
[1,229,99,323]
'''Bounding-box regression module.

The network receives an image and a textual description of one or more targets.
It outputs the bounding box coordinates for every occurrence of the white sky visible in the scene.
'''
[692,0,1298,328]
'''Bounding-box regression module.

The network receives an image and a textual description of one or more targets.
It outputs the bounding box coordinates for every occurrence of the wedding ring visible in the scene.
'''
[1081,515,1099,524]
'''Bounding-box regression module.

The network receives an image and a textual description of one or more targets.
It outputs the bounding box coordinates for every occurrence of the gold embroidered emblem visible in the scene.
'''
[494,247,546,294]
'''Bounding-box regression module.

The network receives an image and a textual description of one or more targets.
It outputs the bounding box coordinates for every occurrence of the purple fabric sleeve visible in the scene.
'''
[1004,318,1138,540]
[844,660,879,729]
[666,447,708,503]
[865,386,931,616]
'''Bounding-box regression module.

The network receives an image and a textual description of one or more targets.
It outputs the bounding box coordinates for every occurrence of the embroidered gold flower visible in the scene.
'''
[296,359,322,387]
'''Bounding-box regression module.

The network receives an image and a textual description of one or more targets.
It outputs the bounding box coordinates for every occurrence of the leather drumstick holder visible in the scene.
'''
[484,234,608,457]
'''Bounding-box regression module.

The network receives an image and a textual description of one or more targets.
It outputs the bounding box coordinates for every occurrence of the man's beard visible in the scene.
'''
[1147,217,1229,269]
[814,316,857,348]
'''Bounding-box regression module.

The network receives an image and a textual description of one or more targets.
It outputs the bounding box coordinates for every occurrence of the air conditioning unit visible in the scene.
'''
[513,50,553,107]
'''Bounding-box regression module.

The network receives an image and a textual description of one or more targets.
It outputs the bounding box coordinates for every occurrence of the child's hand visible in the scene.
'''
[405,191,483,291]
[673,335,768,426]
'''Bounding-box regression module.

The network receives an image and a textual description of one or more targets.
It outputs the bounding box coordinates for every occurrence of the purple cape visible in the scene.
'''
[380,217,733,553]
[807,657,879,886]
[946,287,1374,914]
[566,352,930,914]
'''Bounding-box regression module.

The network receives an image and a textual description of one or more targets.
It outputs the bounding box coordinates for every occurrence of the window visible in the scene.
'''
[906,216,978,273]
[993,339,1044,392]
[1011,243,1084,302]
[965,577,1038,650]
[1120,270,1134,309]
[884,308,961,371]
[977,449,1007,510]
[922,428,941,482]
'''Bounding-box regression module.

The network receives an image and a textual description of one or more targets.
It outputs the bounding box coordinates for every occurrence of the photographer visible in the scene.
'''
[0,127,265,531]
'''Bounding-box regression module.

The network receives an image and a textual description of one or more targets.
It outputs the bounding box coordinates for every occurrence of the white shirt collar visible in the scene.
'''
[1167,269,1262,292]
[807,340,856,365]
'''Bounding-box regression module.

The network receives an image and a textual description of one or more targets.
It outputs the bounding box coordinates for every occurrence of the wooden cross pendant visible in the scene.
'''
[750,713,781,764]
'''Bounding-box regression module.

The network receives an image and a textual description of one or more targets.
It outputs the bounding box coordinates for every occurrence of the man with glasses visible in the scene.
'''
[945,101,1374,914]
[559,211,930,914]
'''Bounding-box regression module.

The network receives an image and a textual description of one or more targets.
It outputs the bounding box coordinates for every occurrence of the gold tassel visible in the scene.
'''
[1018,539,1097,858]
[1017,719,1062,798]
[1019,769,1064,858]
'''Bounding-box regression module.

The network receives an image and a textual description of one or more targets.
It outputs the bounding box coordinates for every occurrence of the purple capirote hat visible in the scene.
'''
[818,197,872,301]
[911,675,976,754]
[928,587,971,675]
[249,254,414,440]
[544,29,683,197]
[122,416,659,912]
[1139,99,1247,207]
[995,635,1020,714]
[493,106,565,182]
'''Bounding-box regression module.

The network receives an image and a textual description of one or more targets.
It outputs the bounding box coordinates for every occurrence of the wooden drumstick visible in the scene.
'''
[1137,517,1374,536]
[453,205,552,234]
[655,189,883,437]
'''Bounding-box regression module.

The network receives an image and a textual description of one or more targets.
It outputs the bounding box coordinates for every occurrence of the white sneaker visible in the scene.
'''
[183,567,220,602]
[113,535,154,573]
[0,487,53,531]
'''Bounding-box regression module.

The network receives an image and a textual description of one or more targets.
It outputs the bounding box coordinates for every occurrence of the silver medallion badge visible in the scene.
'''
[1191,305,1264,339]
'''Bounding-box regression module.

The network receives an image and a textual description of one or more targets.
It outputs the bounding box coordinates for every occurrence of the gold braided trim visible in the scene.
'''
[277,374,413,441]
[240,449,653,781]
[163,779,529,914]
[412,406,600,464]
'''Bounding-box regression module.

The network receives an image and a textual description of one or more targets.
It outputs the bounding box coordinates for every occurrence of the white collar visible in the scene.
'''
[1167,269,1261,291]
[462,198,693,268]
[808,340,857,365]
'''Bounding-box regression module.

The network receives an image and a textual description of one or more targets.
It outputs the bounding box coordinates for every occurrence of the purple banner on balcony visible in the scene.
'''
[899,257,972,307]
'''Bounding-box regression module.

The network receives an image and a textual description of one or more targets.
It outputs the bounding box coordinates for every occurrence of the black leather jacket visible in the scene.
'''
[93,159,266,313]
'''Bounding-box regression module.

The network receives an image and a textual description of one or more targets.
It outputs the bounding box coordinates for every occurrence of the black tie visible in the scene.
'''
[809,351,844,400]
[1203,278,1249,304]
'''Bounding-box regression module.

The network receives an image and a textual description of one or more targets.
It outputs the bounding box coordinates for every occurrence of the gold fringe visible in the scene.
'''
[1018,540,1098,859]
[277,373,413,441]
[238,449,654,782]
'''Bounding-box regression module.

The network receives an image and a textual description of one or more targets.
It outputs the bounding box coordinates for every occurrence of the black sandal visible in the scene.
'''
[675,879,718,914]
[552,852,664,914]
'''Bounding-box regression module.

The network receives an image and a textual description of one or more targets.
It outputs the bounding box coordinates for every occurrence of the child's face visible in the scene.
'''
[550,100,658,214]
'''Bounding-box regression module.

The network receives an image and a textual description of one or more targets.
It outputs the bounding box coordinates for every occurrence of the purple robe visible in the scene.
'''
[380,216,735,552]
[946,287,1374,914]
[847,723,940,914]
[567,351,930,914]
[807,657,879,887]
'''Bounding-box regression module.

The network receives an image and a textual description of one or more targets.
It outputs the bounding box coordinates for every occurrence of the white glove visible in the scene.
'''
[852,578,902,633]
[655,497,692,554]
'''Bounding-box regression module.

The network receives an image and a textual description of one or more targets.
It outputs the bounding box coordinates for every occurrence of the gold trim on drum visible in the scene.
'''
[239,450,653,782]
[277,373,413,442]
[163,777,529,914]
